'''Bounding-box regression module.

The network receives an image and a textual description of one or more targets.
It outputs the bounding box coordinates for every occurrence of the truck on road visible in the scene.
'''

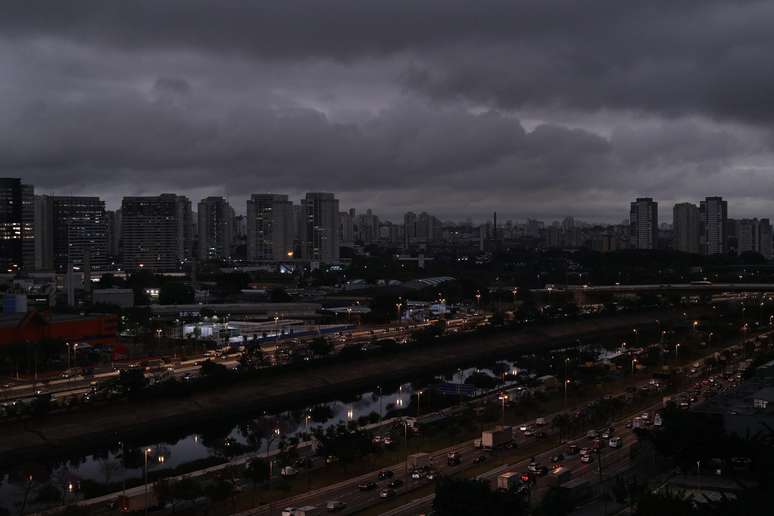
[482,426,513,449]
[407,453,431,470]
[497,472,520,491]
[281,506,319,516]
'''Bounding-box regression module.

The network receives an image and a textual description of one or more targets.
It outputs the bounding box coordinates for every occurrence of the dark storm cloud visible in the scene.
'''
[4,0,774,123]
[0,87,608,195]
[2,1,774,220]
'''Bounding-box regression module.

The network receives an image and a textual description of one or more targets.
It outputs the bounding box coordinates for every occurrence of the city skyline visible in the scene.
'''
[12,181,774,226]
[4,1,774,220]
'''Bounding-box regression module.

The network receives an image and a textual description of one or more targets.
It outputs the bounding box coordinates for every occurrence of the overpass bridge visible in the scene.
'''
[530,283,774,303]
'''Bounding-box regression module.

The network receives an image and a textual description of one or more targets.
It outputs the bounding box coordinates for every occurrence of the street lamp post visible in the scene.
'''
[416,390,423,417]
[675,343,681,362]
[143,447,152,516]
[498,393,509,425]
[401,419,409,476]
[266,427,280,487]
[631,358,638,376]
[563,357,570,408]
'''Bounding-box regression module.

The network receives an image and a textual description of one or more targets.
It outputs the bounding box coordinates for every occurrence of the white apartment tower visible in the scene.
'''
[246,194,295,261]
[301,192,340,263]
[197,196,234,260]
[629,197,658,249]
[700,196,728,255]
[673,202,701,254]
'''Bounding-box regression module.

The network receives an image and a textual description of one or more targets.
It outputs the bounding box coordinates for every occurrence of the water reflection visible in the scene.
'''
[0,360,520,510]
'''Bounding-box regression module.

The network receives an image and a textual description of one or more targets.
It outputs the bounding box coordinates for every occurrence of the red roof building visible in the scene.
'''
[0,310,118,347]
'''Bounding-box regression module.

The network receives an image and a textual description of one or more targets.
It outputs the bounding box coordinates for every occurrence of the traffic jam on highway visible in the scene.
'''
[269,348,753,516]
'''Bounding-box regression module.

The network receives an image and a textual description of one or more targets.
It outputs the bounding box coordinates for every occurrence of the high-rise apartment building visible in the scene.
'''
[197,196,234,260]
[246,194,295,261]
[121,194,192,271]
[403,212,417,247]
[339,209,355,247]
[36,196,108,273]
[34,195,54,270]
[354,209,380,244]
[700,196,728,255]
[736,218,772,259]
[301,192,340,263]
[629,198,658,250]
[673,202,701,254]
[105,209,121,259]
[0,178,34,272]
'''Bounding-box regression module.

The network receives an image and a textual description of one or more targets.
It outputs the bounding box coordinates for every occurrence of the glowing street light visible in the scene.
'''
[144,448,153,516]
[498,392,509,424]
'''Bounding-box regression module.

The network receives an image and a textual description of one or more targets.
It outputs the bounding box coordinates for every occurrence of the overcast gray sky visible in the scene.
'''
[3,0,774,222]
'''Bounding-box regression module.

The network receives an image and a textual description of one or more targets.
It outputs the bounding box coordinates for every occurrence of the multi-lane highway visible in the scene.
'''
[231,353,742,516]
[0,317,483,405]
[234,398,654,515]
[380,372,740,516]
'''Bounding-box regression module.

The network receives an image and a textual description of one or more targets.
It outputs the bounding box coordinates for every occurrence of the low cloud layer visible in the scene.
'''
[2,1,774,221]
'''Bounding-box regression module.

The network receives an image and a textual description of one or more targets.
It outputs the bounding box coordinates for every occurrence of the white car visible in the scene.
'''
[280,466,298,477]
[608,437,622,448]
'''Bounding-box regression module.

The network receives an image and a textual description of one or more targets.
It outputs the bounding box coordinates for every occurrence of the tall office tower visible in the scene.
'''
[197,197,234,261]
[700,196,728,255]
[246,194,295,261]
[629,197,658,249]
[121,194,192,271]
[34,195,54,270]
[673,202,701,254]
[339,209,355,246]
[105,209,122,259]
[301,192,340,263]
[0,178,34,272]
[37,196,109,273]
